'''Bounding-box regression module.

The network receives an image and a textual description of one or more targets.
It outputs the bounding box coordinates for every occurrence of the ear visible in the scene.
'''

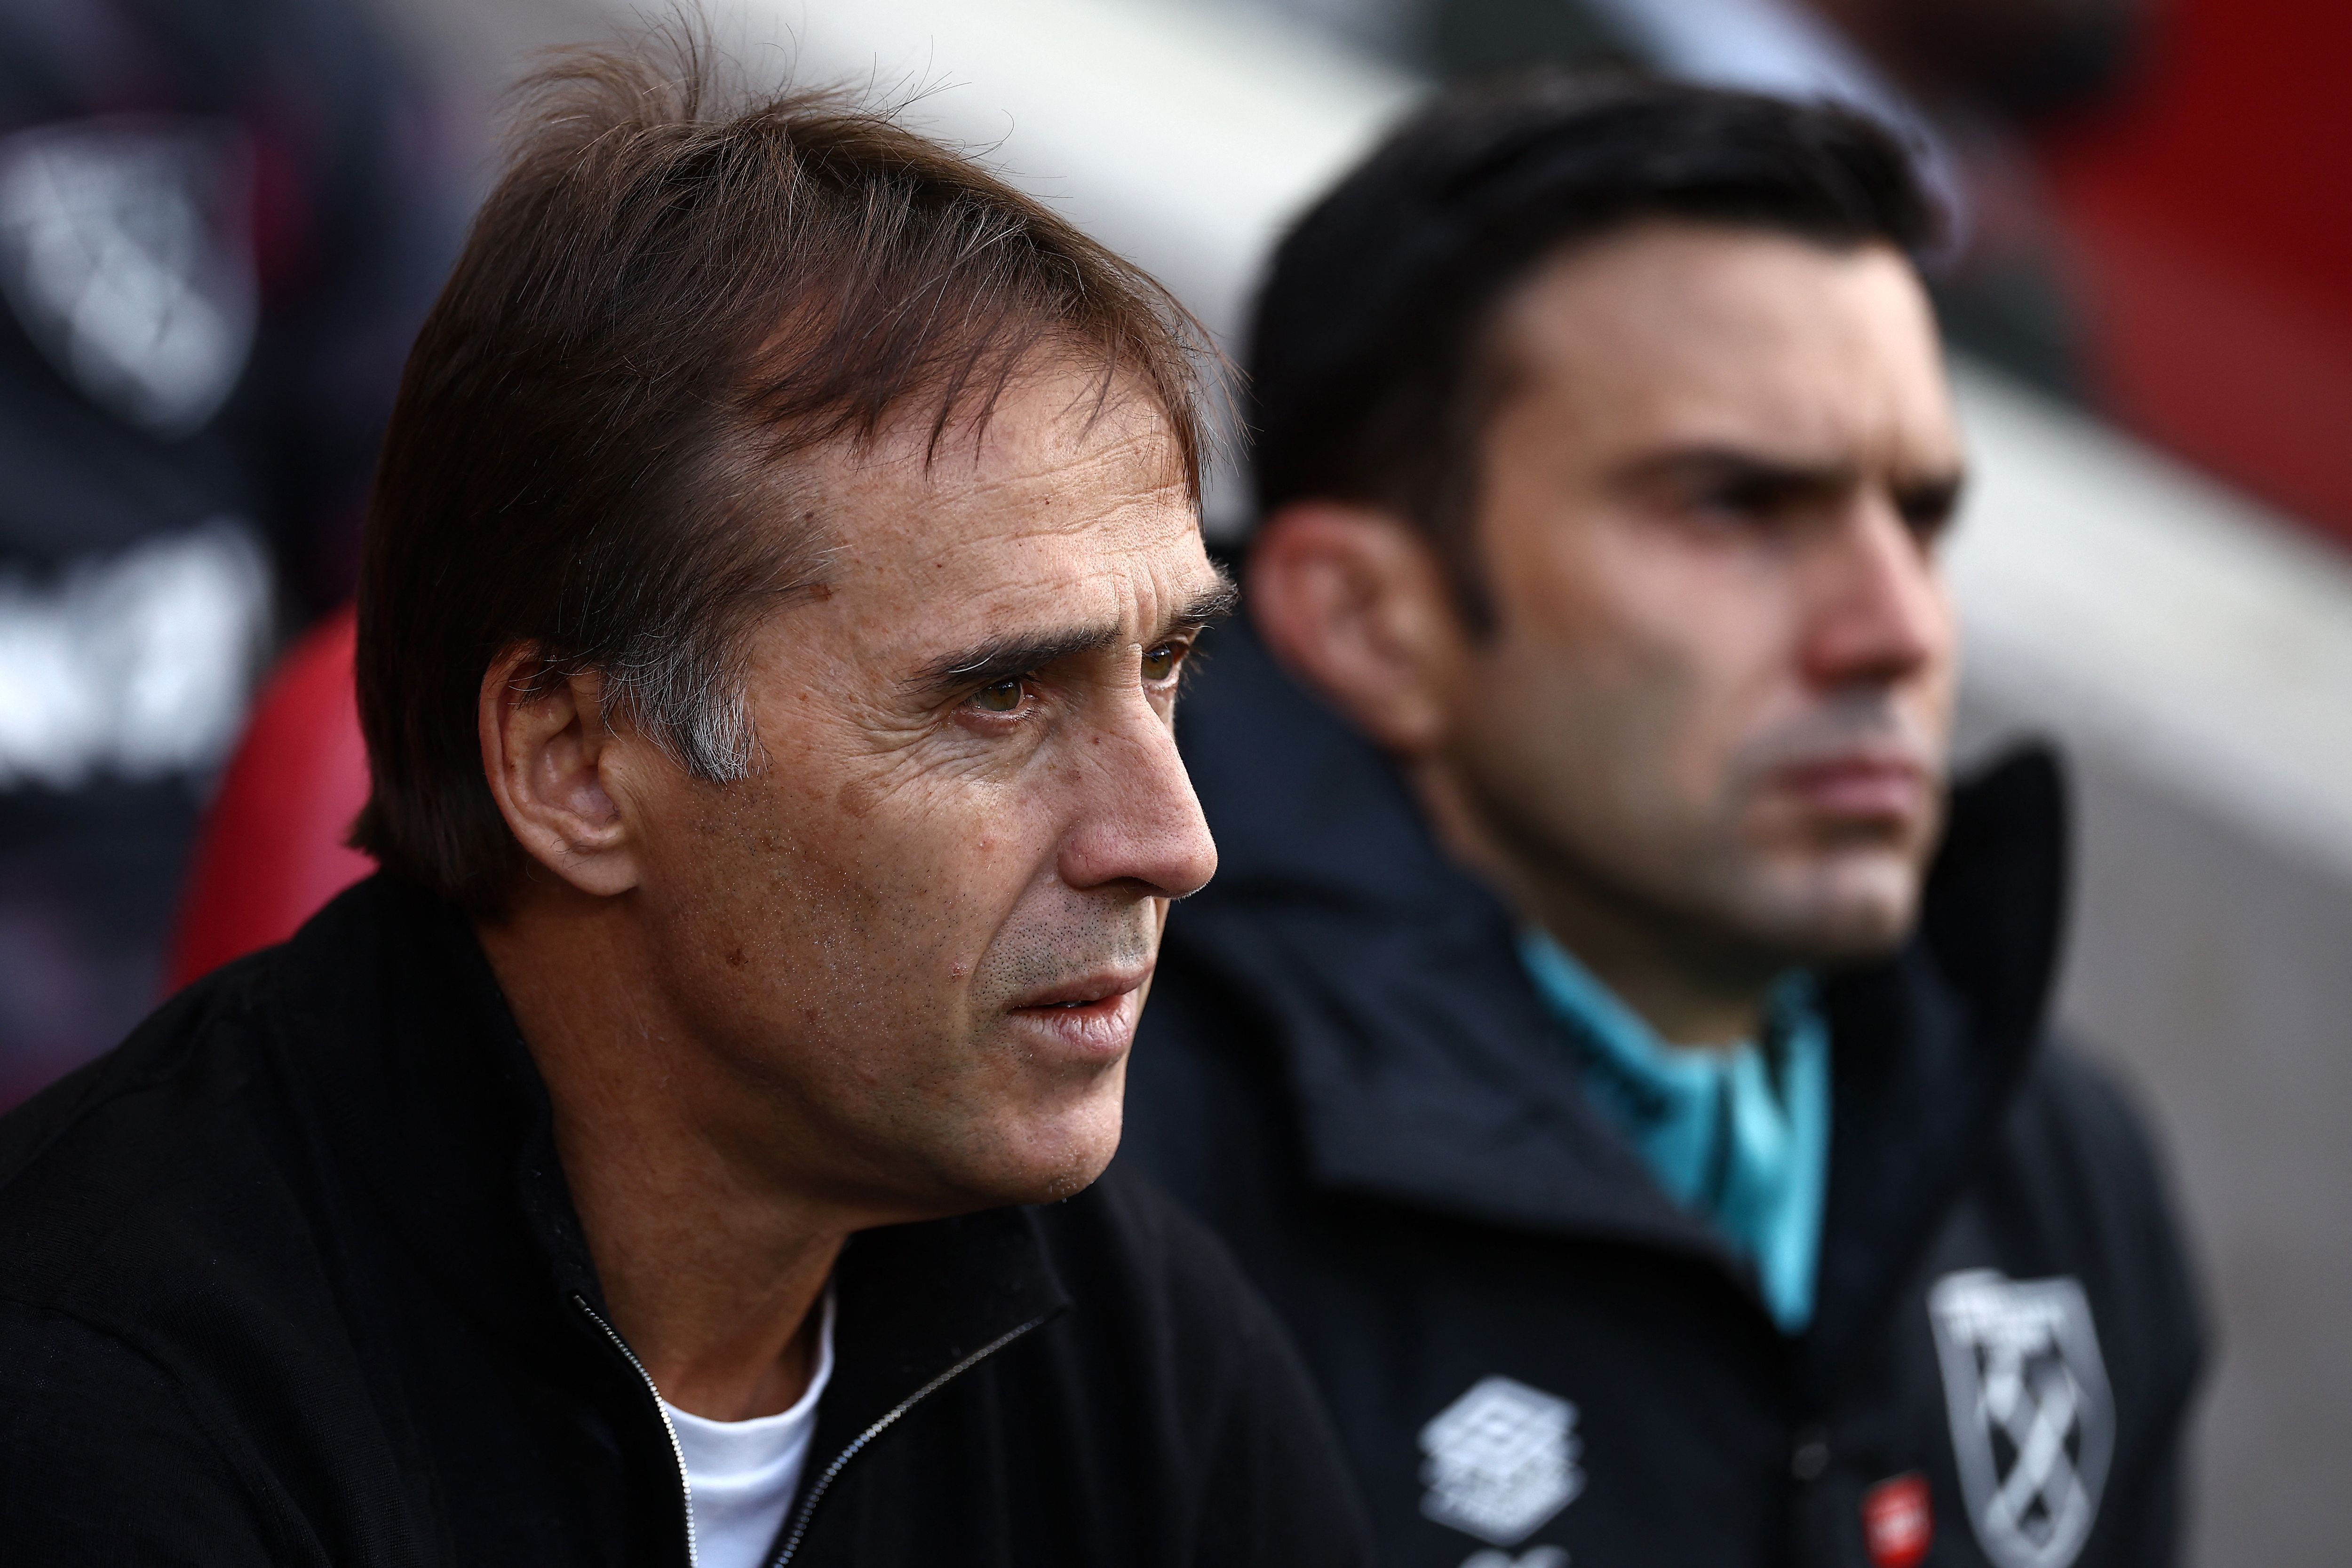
[477,649,644,898]
[1246,501,1470,756]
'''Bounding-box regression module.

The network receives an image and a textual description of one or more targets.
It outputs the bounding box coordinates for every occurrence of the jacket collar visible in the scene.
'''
[1807,746,2065,1370]
[1170,614,2064,1353]
[256,875,1070,1420]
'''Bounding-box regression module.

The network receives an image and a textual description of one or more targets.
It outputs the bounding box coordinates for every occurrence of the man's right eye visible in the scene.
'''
[970,678,1025,713]
[1696,476,1794,526]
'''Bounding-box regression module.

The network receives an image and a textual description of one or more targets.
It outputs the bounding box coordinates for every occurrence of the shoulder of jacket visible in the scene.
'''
[0,955,283,1306]
[1990,1041,2207,1344]
[2000,1040,2170,1201]
[0,1294,291,1560]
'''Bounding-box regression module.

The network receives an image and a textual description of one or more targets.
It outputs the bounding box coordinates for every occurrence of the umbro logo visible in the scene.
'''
[1418,1376,1583,1548]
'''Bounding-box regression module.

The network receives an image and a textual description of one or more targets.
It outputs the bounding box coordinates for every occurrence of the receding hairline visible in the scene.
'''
[732,290,1209,494]
[756,346,1201,509]
[690,351,1206,673]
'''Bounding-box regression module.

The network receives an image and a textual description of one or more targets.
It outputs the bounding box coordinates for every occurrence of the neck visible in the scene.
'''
[1410,761,1778,1047]
[478,887,842,1421]
[1520,874,1776,1047]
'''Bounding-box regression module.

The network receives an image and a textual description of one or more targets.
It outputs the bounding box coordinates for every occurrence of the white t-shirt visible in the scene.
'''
[661,1290,837,1568]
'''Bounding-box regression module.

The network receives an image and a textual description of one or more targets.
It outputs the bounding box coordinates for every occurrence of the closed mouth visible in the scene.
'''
[1009,969,1149,1014]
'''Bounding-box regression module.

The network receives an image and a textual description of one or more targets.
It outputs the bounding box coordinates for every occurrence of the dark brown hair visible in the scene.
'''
[1249,71,1936,624]
[353,31,1208,908]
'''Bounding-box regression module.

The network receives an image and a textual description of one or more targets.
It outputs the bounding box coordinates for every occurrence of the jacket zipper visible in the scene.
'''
[766,1312,1051,1567]
[572,1292,700,1568]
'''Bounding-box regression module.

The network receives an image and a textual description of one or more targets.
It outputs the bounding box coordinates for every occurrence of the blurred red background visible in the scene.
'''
[2043,0,2352,546]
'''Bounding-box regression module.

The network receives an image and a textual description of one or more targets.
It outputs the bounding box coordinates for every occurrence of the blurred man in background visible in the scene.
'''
[0,0,458,1102]
[1126,73,2203,1567]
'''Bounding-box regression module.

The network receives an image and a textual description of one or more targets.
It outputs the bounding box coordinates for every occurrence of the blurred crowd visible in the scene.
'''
[0,0,458,1099]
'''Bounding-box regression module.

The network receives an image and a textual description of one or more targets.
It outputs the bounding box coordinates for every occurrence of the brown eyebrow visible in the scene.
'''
[903,576,1238,705]
[1613,444,1966,508]
[1616,446,1856,501]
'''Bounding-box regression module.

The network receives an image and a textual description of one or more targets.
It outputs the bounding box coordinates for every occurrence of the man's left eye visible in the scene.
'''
[1142,642,1182,682]
[970,677,1025,713]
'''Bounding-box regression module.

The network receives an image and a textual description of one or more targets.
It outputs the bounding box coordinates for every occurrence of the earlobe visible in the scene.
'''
[1247,502,1464,755]
[477,651,644,898]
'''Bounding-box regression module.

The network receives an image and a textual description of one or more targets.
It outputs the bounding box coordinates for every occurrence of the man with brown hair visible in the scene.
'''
[1125,72,2201,1568]
[0,39,1370,1568]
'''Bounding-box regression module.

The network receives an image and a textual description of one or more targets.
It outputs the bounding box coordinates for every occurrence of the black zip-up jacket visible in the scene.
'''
[1122,618,2205,1568]
[0,874,1374,1567]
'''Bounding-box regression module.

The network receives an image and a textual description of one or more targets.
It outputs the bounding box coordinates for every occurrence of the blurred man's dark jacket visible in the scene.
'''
[0,873,1374,1567]
[1124,617,2205,1568]
[0,0,457,1099]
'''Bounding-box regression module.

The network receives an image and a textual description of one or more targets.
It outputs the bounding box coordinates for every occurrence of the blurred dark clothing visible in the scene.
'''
[0,873,1375,1568]
[0,0,458,1101]
[1124,617,2206,1568]
[1419,0,2137,398]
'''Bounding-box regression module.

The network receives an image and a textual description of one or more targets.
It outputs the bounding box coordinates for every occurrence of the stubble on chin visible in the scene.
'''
[894,914,1152,1208]
[1713,821,1935,967]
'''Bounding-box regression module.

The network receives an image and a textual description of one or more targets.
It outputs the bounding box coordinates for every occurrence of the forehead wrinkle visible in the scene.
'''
[787,372,1208,692]
[822,367,1185,499]
[950,436,1188,538]
[1534,350,1960,507]
[812,423,1193,580]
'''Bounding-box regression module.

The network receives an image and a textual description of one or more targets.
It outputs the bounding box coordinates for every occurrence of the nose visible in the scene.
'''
[1056,690,1219,902]
[1798,499,1953,694]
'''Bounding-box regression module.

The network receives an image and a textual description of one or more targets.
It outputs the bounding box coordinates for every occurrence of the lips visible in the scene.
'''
[1771,754,1931,819]
[1011,967,1149,1011]
[1006,967,1150,1059]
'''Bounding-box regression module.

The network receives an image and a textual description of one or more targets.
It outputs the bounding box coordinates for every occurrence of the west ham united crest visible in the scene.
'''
[1418,1376,1583,1547]
[1929,1270,2113,1568]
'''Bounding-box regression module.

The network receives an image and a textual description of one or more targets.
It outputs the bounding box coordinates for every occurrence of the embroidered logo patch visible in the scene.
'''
[1929,1270,2113,1568]
[1418,1376,1583,1546]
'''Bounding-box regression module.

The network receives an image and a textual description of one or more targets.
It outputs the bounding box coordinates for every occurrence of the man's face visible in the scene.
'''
[616,371,1224,1217]
[1446,222,1963,967]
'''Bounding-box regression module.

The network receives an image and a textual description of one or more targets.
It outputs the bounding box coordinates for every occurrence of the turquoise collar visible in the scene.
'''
[1518,929,1831,1333]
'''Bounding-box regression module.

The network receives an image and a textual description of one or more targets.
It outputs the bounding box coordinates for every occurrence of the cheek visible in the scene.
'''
[1510,571,1781,817]
[829,772,1093,1034]
[1609,556,1809,799]
[1502,514,1788,733]
[634,772,976,1038]
[1919,591,1963,713]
